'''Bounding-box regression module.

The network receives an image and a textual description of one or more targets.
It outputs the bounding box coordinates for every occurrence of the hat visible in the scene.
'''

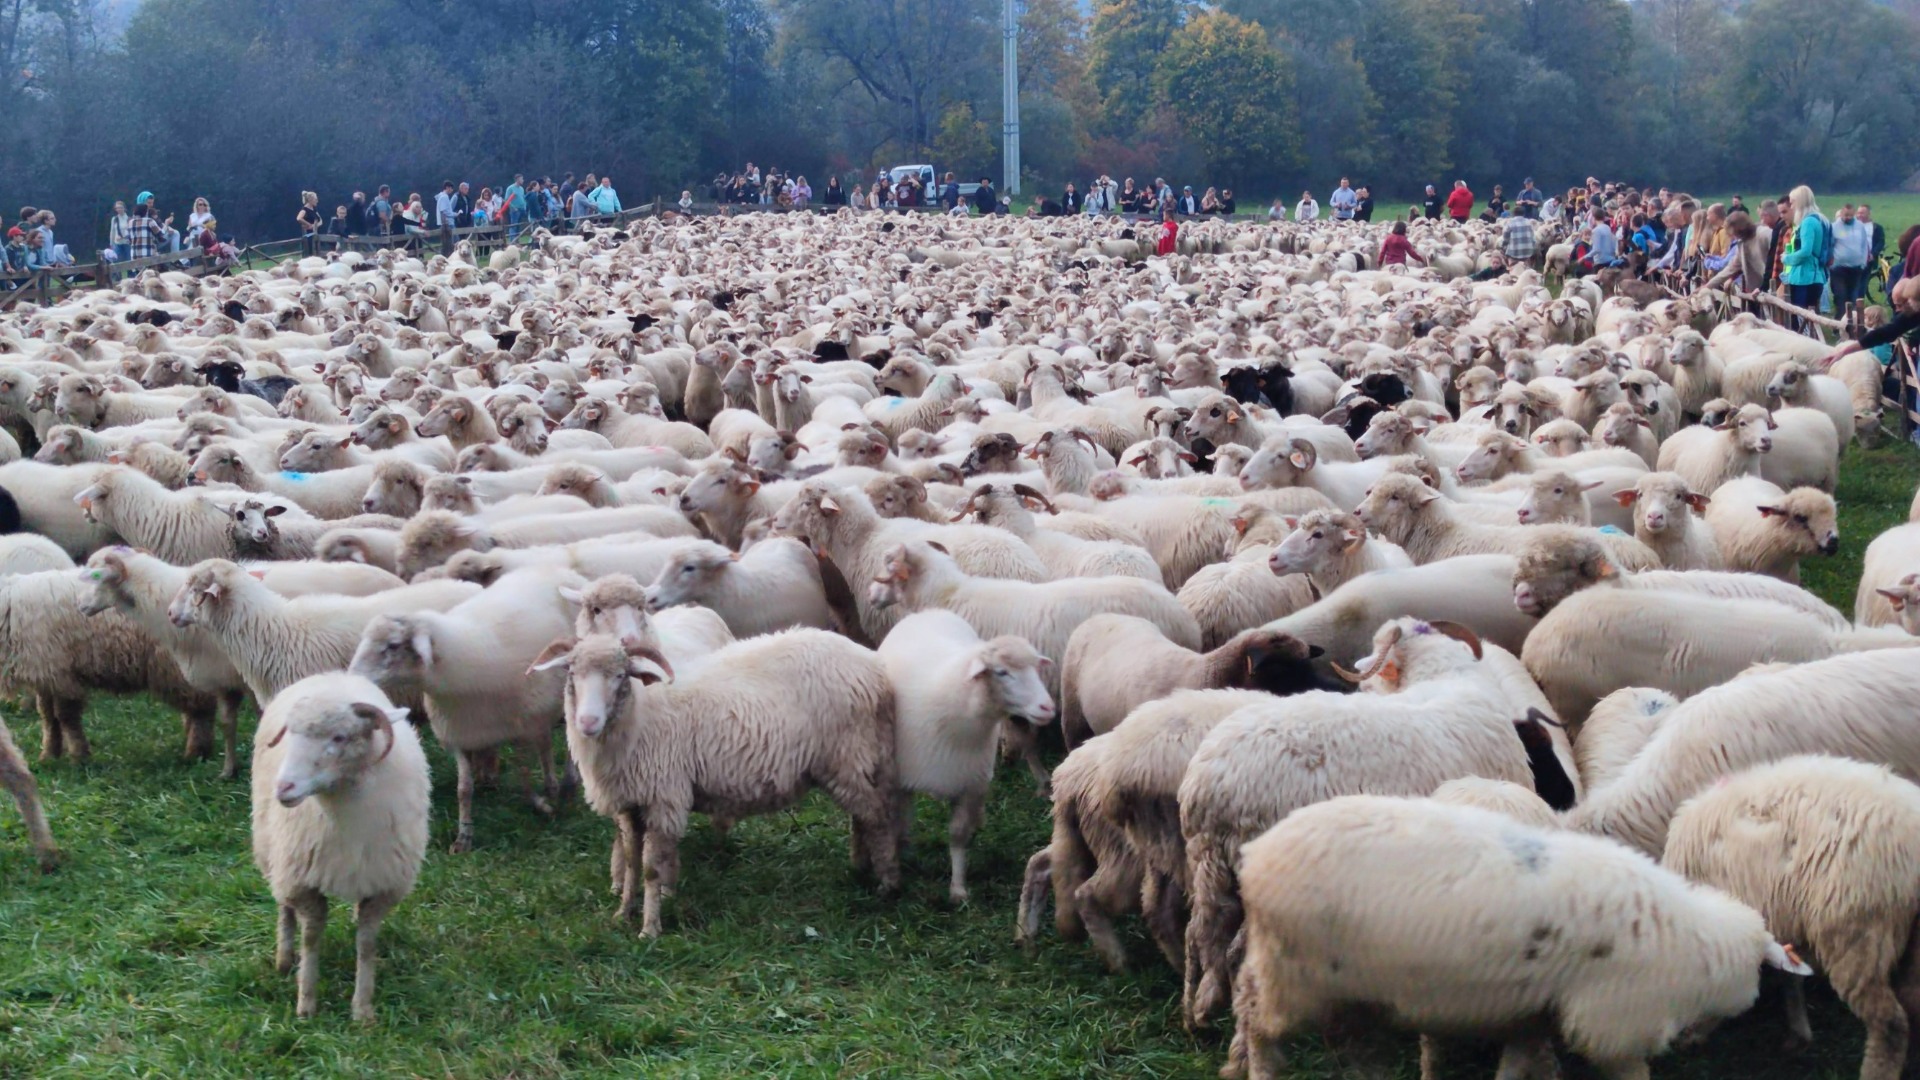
[136,191,153,206]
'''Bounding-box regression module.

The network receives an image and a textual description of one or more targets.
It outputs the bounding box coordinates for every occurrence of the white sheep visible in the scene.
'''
[168,559,479,702]
[1510,528,1844,627]
[1179,619,1574,1028]
[1703,475,1839,582]
[1231,794,1809,1080]
[951,482,1163,584]
[1264,507,1412,590]
[250,672,428,1021]
[1752,403,1840,493]
[531,629,899,937]
[394,505,697,578]
[1655,404,1774,493]
[1611,471,1722,570]
[0,722,56,870]
[0,460,119,556]
[347,565,584,853]
[75,465,283,564]
[1565,649,1920,855]
[1013,728,1140,969]
[1664,755,1920,1080]
[877,610,1054,903]
[641,537,839,638]
[1354,472,1659,570]
[1855,522,1920,627]
[0,533,74,575]
[1261,551,1537,663]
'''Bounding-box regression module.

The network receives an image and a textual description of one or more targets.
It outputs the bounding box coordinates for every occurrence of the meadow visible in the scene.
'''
[2,204,1919,1077]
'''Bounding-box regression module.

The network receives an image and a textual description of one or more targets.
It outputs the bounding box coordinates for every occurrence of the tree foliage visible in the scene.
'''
[3,0,1919,247]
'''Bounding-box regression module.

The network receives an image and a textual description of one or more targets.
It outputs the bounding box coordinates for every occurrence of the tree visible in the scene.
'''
[933,101,996,176]
[1085,0,1188,138]
[777,0,997,153]
[1152,10,1300,188]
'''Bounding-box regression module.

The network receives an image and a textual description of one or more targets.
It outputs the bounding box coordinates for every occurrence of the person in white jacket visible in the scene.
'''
[1295,192,1320,222]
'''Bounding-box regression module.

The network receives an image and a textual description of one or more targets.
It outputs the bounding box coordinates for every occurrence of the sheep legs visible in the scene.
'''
[615,808,644,923]
[292,890,328,1018]
[1075,859,1137,973]
[1831,941,1911,1080]
[1142,871,1187,974]
[1015,848,1052,947]
[1001,720,1050,796]
[34,692,88,762]
[639,823,684,939]
[216,691,244,780]
[946,791,984,906]
[55,698,88,762]
[0,728,57,871]
[351,892,398,1023]
[275,901,298,973]
[180,706,215,765]
[519,737,560,816]
[450,749,476,853]
[821,764,900,895]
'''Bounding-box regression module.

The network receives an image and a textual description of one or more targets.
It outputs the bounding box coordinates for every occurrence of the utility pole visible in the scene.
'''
[1003,0,1021,195]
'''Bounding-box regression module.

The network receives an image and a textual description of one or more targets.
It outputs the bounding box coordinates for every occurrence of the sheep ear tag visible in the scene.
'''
[1766,942,1814,977]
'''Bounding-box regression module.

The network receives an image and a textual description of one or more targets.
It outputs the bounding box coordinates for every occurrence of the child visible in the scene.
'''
[1156,211,1179,257]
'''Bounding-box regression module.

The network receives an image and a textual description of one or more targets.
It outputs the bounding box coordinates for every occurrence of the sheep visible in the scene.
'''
[1,567,218,766]
[1178,619,1575,1028]
[1667,328,1725,418]
[1765,359,1857,444]
[1664,755,1920,1079]
[1058,615,1333,744]
[348,565,583,853]
[1231,794,1809,1080]
[641,537,840,638]
[1857,523,1920,627]
[1013,728,1140,967]
[1264,507,1412,591]
[168,558,479,703]
[1451,427,1646,485]
[559,394,714,458]
[52,372,181,429]
[877,610,1054,903]
[767,483,1049,640]
[1082,488,1334,590]
[950,482,1163,584]
[1755,405,1840,493]
[1565,649,1920,857]
[1593,401,1660,468]
[231,501,407,563]
[1703,475,1838,582]
[530,629,899,937]
[249,672,428,1021]
[674,458,789,550]
[1262,552,1537,664]
[1521,585,1915,730]
[1612,471,1722,570]
[394,505,697,578]
[74,465,284,564]
[1509,529,1843,626]
[0,708,56,871]
[191,443,377,519]
[1655,403,1774,494]
[0,533,73,575]
[0,460,118,557]
[1354,472,1660,571]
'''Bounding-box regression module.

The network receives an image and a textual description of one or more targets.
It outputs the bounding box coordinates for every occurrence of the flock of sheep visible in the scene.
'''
[2,208,1920,1078]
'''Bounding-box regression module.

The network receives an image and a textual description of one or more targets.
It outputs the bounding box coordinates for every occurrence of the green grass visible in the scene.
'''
[1,442,1917,1079]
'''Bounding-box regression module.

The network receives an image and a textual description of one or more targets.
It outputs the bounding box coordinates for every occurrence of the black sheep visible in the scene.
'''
[1222,362,1296,415]
[1241,634,1346,697]
[0,484,19,534]
[1323,395,1386,443]
[200,360,300,407]
[1355,371,1410,408]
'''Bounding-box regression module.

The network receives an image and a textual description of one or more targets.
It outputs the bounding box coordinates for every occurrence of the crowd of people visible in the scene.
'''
[294,173,625,255]
[3,191,240,282]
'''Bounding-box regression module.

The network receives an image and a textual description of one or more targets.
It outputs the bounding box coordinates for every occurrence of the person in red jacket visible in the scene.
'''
[1446,179,1474,222]
[1156,210,1179,256]
[1377,220,1426,267]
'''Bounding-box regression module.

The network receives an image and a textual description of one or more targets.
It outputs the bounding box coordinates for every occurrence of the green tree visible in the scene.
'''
[776,0,997,153]
[1152,10,1300,188]
[1085,0,1188,138]
[933,101,996,176]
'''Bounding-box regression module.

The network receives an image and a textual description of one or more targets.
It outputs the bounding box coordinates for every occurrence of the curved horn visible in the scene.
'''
[265,726,288,748]
[1427,620,1484,660]
[949,488,985,522]
[621,640,676,682]
[369,707,396,763]
[1010,483,1056,513]
[1330,626,1402,683]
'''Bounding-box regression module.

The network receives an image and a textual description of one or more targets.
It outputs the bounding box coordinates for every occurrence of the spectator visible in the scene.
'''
[1377,220,1425,267]
[678,190,694,212]
[849,183,866,209]
[1446,179,1474,222]
[296,191,322,255]
[996,194,1012,217]
[400,194,427,236]
[1422,184,1443,220]
[187,197,214,235]
[524,180,548,225]
[1823,276,1920,369]
[1119,178,1139,213]
[1218,188,1236,216]
[345,192,368,236]
[1329,177,1358,221]
[1629,212,1658,255]
[1703,203,1730,258]
[1540,190,1561,222]
[1177,186,1198,215]
[434,182,458,230]
[1200,186,1220,214]
[1829,203,1872,307]
[474,187,498,226]
[1760,199,1787,292]
[939,172,961,211]
[973,177,996,216]
[1155,177,1173,205]
[1061,183,1082,215]
[1501,212,1535,266]
[1515,178,1542,219]
[372,186,393,237]
[2,228,24,276]
[589,177,621,216]
[569,182,593,221]
[454,182,472,228]
[503,174,527,237]
[793,176,812,207]
[1294,191,1319,222]
[1467,252,1512,281]
[1707,210,1770,295]
[1859,203,1885,264]
[1355,186,1373,222]
[1486,184,1506,219]
[126,203,166,260]
[1587,218,1621,270]
[1780,185,1831,313]
[1268,197,1286,222]
[108,201,131,262]
[823,176,846,207]
[32,211,72,266]
[870,179,889,209]
[1156,209,1179,256]
[326,205,351,239]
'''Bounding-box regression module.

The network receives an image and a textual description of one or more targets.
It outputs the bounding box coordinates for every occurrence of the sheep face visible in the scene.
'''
[280,431,352,472]
[679,462,755,515]
[33,426,84,464]
[53,374,109,430]
[413,397,470,439]
[268,698,406,806]
[363,463,425,517]
[170,560,245,628]
[1268,511,1360,577]
[1516,472,1597,526]
[1353,411,1426,460]
[1756,492,1840,558]
[864,476,925,519]
[380,368,423,403]
[540,465,612,506]
[397,513,482,578]
[1596,404,1651,449]
[559,397,610,433]
[973,637,1056,726]
[768,484,846,547]
[227,500,289,547]
[347,614,433,693]
[537,381,583,421]
[78,548,137,617]
[456,445,508,473]
[644,545,736,612]
[438,550,506,586]
[1725,405,1776,455]
[1615,475,1706,536]
[1352,473,1437,539]
[540,635,667,740]
[567,575,653,647]
[351,408,409,450]
[1764,361,1810,404]
[1530,419,1589,457]
[189,444,251,487]
[1180,394,1245,447]
[504,405,553,454]
[1337,616,1482,690]
[175,386,234,421]
[139,354,192,389]
[1877,574,1920,637]
[1511,534,1615,617]
[866,543,927,610]
[421,475,480,515]
[959,433,1020,476]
